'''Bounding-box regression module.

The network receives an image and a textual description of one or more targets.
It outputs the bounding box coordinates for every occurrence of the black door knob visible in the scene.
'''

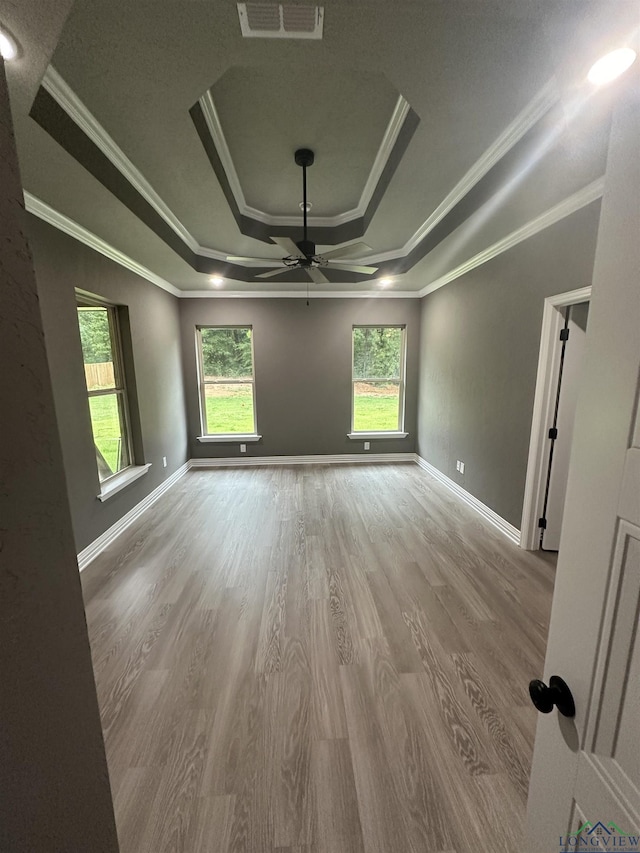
[529,675,576,718]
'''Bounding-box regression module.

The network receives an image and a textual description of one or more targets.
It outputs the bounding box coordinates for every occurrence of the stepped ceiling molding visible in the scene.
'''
[5,0,638,294]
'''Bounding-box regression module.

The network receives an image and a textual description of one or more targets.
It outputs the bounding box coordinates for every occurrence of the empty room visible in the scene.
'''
[2,2,639,852]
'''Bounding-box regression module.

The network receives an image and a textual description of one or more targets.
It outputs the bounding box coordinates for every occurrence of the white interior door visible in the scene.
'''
[526,89,640,849]
[541,303,589,551]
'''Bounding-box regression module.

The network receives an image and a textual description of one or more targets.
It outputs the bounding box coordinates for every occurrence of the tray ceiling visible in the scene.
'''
[4,0,639,294]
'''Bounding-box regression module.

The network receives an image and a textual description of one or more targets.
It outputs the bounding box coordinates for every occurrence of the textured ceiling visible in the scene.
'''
[210,65,400,217]
[4,0,640,293]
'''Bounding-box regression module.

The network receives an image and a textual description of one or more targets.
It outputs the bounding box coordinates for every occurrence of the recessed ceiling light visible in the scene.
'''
[588,48,636,86]
[0,27,18,61]
[209,275,224,286]
[379,277,392,287]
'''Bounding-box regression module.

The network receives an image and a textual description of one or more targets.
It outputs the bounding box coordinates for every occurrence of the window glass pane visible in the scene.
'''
[204,383,255,434]
[78,307,116,391]
[353,381,400,432]
[353,327,402,380]
[88,393,130,481]
[201,328,253,380]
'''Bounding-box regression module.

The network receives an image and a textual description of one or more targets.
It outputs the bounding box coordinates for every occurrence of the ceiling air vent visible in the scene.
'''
[237,3,324,39]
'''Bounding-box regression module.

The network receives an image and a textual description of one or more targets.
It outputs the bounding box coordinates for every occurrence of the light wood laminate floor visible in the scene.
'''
[81,464,555,853]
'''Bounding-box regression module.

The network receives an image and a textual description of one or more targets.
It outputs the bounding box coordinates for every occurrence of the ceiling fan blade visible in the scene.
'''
[306,267,329,284]
[327,262,378,274]
[227,256,282,264]
[271,236,304,257]
[320,242,372,260]
[255,267,287,279]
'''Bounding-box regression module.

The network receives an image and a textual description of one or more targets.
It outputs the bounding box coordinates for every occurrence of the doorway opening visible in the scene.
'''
[520,286,592,551]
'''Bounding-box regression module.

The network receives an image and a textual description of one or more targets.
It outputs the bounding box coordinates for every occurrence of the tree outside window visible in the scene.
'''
[77,299,133,481]
[352,326,406,432]
[197,327,257,435]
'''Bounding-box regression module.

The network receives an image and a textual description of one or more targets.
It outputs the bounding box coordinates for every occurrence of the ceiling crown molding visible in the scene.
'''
[366,79,561,264]
[179,289,421,298]
[24,180,601,301]
[418,175,605,297]
[40,66,227,263]
[23,192,181,297]
[198,90,410,228]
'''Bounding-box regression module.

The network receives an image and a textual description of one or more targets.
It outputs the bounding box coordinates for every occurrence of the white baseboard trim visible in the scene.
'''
[414,455,521,545]
[189,453,416,468]
[76,461,190,571]
[77,453,519,572]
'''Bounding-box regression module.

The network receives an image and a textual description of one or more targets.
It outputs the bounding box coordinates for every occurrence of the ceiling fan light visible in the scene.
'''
[587,48,636,86]
[0,27,18,61]
[379,277,392,287]
[209,275,224,286]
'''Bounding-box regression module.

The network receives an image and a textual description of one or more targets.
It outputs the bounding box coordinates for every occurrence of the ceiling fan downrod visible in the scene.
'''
[294,148,315,259]
[227,148,378,284]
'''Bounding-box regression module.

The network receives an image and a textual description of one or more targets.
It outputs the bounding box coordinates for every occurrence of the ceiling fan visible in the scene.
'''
[226,148,378,284]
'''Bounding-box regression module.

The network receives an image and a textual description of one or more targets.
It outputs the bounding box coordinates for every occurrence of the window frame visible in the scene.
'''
[350,324,408,435]
[76,292,135,486]
[195,325,258,439]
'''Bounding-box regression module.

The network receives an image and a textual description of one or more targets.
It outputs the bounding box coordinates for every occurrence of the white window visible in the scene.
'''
[77,296,134,482]
[351,325,407,433]
[196,326,257,436]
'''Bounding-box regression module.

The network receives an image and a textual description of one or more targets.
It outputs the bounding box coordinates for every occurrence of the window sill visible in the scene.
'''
[197,434,262,443]
[347,431,409,439]
[97,463,152,502]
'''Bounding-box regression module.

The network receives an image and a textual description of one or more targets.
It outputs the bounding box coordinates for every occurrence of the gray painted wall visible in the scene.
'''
[28,217,188,552]
[1,60,119,852]
[179,298,420,458]
[416,202,601,529]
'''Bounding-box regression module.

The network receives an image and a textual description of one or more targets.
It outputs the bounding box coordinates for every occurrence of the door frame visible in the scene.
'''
[520,285,592,550]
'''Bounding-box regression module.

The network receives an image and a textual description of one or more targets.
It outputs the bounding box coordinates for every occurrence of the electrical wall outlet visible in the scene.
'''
[162,456,167,468]
[364,441,370,450]
[240,443,247,453]
[456,460,460,471]
[459,460,465,474]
